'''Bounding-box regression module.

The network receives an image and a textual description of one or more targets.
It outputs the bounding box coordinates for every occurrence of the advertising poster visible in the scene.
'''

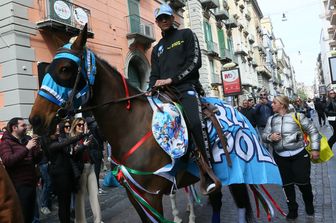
[221,68,242,96]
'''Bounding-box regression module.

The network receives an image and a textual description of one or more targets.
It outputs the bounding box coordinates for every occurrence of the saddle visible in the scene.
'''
[150,87,232,167]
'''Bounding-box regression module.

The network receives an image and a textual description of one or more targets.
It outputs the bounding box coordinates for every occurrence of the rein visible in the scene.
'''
[75,91,149,114]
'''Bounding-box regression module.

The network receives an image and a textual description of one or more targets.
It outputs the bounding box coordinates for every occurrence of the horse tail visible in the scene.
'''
[229,184,254,223]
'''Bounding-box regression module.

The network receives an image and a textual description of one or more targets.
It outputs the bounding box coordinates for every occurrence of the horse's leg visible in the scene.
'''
[125,188,164,223]
[209,190,222,223]
[169,192,182,223]
[229,184,254,223]
[186,186,195,223]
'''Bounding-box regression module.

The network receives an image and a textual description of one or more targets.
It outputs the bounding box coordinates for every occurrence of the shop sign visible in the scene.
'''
[221,68,242,96]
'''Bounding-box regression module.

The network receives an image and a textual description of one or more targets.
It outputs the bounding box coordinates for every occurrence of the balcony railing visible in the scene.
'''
[169,0,186,10]
[126,14,155,50]
[332,12,336,25]
[248,34,255,43]
[36,0,94,37]
[200,0,219,9]
[214,8,229,20]
[219,46,234,63]
[234,44,248,56]
[206,41,219,56]
[224,17,238,29]
[210,72,221,85]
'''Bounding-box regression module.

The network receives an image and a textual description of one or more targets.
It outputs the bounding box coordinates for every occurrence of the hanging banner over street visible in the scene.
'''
[221,68,242,96]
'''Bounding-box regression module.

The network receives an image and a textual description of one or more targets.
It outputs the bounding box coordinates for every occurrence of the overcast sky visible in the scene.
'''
[257,0,323,86]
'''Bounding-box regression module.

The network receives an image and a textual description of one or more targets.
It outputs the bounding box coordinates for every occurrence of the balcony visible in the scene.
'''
[248,34,255,44]
[126,15,155,50]
[224,17,238,29]
[234,44,248,56]
[219,46,235,63]
[247,50,253,61]
[328,26,335,34]
[251,60,258,68]
[245,11,251,21]
[210,72,221,86]
[200,0,219,9]
[256,64,272,78]
[169,0,186,10]
[206,41,219,57]
[329,40,336,48]
[333,29,336,40]
[331,11,336,25]
[36,0,94,37]
[214,8,229,20]
[255,44,267,55]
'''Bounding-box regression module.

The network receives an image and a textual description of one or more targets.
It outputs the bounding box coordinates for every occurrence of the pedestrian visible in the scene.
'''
[294,97,311,119]
[0,158,24,223]
[39,148,52,215]
[255,91,273,142]
[0,117,43,223]
[314,97,326,127]
[325,89,336,149]
[240,99,256,127]
[262,95,320,220]
[86,117,105,194]
[149,3,220,194]
[40,120,85,223]
[70,118,102,223]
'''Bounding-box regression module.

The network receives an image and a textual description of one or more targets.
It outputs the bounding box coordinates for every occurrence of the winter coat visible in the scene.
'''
[0,132,42,187]
[262,112,320,153]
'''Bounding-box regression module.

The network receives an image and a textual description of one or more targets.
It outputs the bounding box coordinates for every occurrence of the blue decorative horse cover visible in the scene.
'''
[150,96,282,186]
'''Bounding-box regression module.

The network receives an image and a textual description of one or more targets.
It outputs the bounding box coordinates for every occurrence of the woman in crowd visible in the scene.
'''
[41,119,85,223]
[262,96,320,220]
[70,117,102,223]
[325,89,336,149]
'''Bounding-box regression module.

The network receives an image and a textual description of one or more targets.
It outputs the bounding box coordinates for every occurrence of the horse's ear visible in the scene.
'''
[71,24,88,51]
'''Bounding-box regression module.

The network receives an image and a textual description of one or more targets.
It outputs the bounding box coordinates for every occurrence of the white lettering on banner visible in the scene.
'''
[253,134,274,163]
[234,131,254,162]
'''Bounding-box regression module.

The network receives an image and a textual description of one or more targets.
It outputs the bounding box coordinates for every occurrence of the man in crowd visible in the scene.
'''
[255,91,273,140]
[239,99,256,127]
[0,117,42,223]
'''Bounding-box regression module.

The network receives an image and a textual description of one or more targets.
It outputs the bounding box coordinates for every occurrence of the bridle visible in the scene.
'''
[38,43,149,121]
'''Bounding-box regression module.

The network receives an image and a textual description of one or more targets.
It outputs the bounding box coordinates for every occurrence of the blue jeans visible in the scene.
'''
[39,163,52,209]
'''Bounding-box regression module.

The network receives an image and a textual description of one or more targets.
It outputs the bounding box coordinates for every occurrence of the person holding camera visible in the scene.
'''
[0,117,43,223]
[70,117,102,223]
[40,119,86,223]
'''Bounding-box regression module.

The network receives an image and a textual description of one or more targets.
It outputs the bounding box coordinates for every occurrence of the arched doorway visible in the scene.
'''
[125,50,150,90]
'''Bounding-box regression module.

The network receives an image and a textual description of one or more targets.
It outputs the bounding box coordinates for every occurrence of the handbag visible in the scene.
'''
[292,113,334,163]
[103,171,120,187]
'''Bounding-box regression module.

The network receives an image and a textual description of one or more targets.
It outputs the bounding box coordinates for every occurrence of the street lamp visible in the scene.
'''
[222,62,237,70]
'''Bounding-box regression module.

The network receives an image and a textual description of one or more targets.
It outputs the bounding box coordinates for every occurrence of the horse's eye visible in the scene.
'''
[61,67,68,73]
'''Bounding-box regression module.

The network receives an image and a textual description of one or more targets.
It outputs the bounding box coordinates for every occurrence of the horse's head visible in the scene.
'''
[29,25,92,135]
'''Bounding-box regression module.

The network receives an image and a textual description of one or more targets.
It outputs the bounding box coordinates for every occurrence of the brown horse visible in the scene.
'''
[29,24,267,222]
[29,25,200,222]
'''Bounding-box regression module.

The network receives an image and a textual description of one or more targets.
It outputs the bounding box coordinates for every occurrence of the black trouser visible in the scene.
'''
[328,120,336,148]
[52,173,74,223]
[178,87,208,156]
[15,185,36,223]
[274,150,313,210]
[317,112,326,126]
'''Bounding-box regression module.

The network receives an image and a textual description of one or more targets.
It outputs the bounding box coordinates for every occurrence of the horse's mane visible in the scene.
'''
[97,56,142,94]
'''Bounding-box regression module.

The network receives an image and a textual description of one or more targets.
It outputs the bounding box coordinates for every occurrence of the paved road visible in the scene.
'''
[41,113,336,222]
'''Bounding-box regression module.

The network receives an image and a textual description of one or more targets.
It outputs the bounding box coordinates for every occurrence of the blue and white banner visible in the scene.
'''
[202,97,282,185]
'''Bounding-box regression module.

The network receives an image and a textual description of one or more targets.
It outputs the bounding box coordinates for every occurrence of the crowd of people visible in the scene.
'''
[0,116,109,223]
[238,90,336,220]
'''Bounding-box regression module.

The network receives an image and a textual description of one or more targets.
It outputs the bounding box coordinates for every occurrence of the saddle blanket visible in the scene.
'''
[148,96,282,186]
[148,97,188,159]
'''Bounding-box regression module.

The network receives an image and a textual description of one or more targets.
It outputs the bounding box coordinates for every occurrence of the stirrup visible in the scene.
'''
[206,183,216,193]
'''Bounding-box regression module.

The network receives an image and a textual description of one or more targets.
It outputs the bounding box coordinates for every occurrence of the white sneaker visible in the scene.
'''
[40,207,51,215]
[206,183,216,193]
[98,188,105,194]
